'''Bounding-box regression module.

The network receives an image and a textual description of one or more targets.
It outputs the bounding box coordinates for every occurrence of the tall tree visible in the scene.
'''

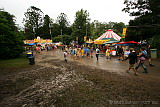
[23,6,44,39]
[56,13,70,35]
[0,10,24,59]
[72,9,90,44]
[38,14,52,39]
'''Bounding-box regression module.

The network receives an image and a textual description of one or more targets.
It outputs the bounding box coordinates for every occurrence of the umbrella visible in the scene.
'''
[116,41,139,44]
[103,40,119,44]
[115,41,140,46]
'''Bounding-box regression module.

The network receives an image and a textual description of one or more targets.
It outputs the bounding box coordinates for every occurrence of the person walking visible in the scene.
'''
[96,47,100,61]
[125,48,138,76]
[63,50,68,62]
[135,47,148,73]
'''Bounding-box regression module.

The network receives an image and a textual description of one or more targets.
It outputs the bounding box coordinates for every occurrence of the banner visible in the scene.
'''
[122,28,127,38]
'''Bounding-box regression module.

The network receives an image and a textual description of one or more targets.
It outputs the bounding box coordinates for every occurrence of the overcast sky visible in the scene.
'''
[1,0,134,27]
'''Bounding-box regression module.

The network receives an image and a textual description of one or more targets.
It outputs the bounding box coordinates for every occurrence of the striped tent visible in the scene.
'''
[96,29,121,41]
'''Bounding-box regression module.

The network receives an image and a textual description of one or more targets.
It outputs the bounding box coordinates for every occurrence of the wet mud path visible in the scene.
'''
[0,50,160,106]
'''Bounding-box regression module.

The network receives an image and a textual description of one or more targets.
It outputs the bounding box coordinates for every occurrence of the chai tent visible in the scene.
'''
[94,29,121,44]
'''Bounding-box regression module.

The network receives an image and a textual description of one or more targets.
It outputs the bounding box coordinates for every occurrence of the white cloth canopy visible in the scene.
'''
[96,29,121,41]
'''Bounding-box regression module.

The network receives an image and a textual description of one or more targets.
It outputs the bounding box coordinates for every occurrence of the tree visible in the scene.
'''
[0,10,24,59]
[56,13,70,35]
[123,0,160,42]
[72,9,90,44]
[37,14,52,39]
[113,22,126,36]
[23,6,44,39]
[52,35,71,45]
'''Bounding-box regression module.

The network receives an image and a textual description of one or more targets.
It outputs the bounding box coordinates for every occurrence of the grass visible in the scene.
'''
[0,54,31,76]
[0,54,29,69]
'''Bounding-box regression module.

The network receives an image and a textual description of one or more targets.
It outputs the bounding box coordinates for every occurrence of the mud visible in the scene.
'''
[0,50,160,107]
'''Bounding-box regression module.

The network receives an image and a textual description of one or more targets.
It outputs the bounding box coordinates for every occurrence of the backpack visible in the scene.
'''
[142,50,147,57]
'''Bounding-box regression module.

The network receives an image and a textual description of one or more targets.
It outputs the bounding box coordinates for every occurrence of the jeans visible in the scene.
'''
[96,54,99,60]
[135,63,147,72]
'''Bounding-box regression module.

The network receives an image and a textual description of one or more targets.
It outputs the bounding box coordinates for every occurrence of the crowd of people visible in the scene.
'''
[62,44,155,76]
[25,43,155,76]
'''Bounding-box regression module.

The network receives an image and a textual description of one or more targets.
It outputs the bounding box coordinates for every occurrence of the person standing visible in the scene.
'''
[81,48,84,57]
[117,46,124,60]
[135,47,148,73]
[90,47,93,58]
[146,45,154,66]
[106,48,111,59]
[125,48,138,76]
[96,47,100,61]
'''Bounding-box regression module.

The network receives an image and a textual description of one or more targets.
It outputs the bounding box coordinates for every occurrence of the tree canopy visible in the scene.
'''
[23,6,44,39]
[0,10,24,59]
[123,0,160,47]
[72,9,90,44]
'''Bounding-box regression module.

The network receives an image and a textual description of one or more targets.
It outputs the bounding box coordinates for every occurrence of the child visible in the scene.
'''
[64,50,68,62]
[125,48,138,76]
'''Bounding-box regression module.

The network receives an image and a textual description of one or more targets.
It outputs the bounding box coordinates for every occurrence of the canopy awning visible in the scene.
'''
[96,29,121,41]
[115,41,140,46]
[94,38,119,44]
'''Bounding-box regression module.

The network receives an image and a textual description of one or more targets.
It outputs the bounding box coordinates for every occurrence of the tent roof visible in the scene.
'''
[96,29,121,41]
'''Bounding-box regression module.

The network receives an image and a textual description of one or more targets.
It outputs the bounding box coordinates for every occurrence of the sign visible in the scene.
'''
[122,28,127,38]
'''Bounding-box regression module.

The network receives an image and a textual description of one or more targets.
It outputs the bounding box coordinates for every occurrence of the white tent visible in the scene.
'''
[96,29,121,41]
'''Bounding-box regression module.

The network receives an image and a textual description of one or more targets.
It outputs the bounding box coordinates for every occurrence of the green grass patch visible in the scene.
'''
[0,54,29,69]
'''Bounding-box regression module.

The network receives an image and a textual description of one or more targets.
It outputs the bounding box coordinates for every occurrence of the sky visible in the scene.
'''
[1,0,134,27]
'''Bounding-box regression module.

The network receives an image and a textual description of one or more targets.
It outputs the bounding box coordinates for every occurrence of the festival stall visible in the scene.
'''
[23,39,52,45]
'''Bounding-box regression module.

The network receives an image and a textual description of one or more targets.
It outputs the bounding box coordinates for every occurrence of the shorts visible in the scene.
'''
[118,53,123,57]
[129,64,135,69]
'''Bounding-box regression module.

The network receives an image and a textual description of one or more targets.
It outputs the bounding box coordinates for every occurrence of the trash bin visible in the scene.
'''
[27,52,33,58]
[28,56,35,65]
[150,49,157,58]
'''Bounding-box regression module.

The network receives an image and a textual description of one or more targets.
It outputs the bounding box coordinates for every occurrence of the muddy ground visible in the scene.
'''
[0,50,160,107]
